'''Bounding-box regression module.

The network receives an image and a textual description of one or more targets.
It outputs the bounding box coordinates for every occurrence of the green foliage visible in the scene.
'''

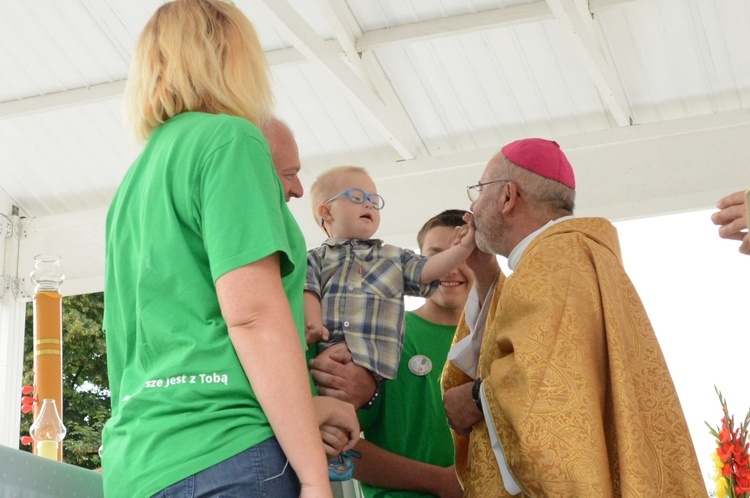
[19,292,109,469]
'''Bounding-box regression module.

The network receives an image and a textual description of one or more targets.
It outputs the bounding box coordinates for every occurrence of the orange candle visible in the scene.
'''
[33,291,63,461]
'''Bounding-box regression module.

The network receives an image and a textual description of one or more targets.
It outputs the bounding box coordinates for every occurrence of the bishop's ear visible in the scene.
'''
[500,181,519,214]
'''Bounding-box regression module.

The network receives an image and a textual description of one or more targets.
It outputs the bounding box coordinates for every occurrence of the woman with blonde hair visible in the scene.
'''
[102,1,354,496]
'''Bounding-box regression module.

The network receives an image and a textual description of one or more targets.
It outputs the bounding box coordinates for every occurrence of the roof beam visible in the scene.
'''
[0,80,126,120]
[356,1,553,51]
[300,108,750,177]
[0,43,322,119]
[314,0,369,79]
[249,0,422,160]
[315,0,429,158]
[545,0,633,126]
[354,0,642,52]
[589,0,649,10]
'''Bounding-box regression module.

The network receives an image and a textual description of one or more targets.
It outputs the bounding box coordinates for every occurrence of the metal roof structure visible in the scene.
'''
[1,0,749,296]
[1,0,749,448]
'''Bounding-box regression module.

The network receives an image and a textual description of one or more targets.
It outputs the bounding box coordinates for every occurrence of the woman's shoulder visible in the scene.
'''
[190,112,262,134]
[166,112,263,142]
[159,113,268,164]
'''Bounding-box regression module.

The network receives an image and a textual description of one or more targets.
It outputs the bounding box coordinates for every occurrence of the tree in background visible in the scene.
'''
[19,292,109,470]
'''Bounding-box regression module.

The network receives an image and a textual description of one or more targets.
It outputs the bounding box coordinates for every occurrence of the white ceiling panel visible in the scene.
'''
[375,19,613,154]
[599,0,750,123]
[0,100,137,217]
[271,62,404,173]
[347,0,515,31]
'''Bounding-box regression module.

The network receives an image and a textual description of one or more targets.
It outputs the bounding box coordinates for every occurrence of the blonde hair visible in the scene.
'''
[310,166,370,225]
[123,0,273,142]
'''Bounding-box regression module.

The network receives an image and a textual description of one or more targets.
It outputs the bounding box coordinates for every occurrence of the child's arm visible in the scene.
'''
[304,290,330,343]
[419,224,475,284]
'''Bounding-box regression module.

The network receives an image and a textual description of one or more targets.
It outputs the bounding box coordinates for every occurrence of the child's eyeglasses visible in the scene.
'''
[324,188,385,210]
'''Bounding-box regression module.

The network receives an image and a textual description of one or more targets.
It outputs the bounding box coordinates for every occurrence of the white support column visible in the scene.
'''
[0,194,30,448]
[0,292,27,448]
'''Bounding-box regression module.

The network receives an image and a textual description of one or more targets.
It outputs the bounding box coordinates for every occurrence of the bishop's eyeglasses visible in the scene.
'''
[466,179,510,202]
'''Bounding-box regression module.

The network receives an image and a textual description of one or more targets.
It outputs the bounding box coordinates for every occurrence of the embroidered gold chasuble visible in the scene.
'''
[442,218,706,497]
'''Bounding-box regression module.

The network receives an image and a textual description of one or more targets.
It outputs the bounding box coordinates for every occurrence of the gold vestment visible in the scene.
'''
[442,218,706,497]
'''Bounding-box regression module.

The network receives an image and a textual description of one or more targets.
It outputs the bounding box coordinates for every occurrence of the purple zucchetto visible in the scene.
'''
[501,138,575,189]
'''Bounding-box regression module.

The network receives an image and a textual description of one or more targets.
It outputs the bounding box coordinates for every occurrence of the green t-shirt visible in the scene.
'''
[102,112,307,497]
[358,312,457,498]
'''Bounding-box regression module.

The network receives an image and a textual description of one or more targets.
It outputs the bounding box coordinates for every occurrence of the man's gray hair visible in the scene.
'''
[502,158,576,215]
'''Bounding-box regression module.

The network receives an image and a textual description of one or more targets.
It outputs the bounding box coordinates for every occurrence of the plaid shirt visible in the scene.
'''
[306,238,438,379]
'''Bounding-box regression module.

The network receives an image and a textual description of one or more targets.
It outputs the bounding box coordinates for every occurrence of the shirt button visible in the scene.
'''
[347,285,353,291]
[343,321,350,327]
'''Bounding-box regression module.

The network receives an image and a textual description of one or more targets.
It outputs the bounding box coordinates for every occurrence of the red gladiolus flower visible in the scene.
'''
[707,388,750,498]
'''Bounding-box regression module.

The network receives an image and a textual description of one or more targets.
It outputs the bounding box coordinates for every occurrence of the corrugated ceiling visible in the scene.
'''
[0,0,748,248]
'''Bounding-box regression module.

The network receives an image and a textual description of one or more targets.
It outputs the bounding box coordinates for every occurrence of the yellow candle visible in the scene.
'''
[36,441,58,460]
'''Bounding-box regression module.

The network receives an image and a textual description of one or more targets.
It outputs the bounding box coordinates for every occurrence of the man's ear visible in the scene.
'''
[500,181,519,215]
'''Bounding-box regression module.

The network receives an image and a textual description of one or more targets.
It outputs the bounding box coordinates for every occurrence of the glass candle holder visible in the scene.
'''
[29,398,67,460]
[30,254,65,293]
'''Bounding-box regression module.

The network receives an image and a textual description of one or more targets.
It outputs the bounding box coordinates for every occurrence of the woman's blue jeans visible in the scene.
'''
[151,436,300,497]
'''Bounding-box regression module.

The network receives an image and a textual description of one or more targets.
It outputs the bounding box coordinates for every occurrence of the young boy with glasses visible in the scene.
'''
[304,166,474,479]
